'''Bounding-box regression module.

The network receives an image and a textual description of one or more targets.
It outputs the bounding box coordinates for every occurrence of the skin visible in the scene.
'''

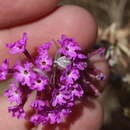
[0,0,109,130]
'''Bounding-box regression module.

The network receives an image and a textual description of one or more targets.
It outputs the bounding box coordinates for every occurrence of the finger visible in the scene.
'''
[69,99,103,130]
[0,5,97,64]
[0,5,102,130]
[0,0,59,28]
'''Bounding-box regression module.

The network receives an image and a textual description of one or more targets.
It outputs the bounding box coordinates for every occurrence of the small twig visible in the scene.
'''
[118,43,130,57]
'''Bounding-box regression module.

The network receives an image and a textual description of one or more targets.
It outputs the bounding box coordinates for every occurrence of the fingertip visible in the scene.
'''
[54,5,97,49]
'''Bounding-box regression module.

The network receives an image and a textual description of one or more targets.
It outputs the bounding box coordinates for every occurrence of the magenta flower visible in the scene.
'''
[8,106,26,119]
[30,75,48,91]
[52,86,73,107]
[60,66,80,85]
[52,90,67,107]
[30,114,48,125]
[31,100,48,111]
[30,114,43,125]
[77,53,87,59]
[48,109,71,124]
[96,72,105,80]
[6,33,27,54]
[58,35,81,59]
[48,112,62,124]
[74,61,87,70]
[58,84,83,101]
[0,59,9,80]
[13,62,36,86]
[71,84,84,98]
[38,42,53,55]
[35,54,52,71]
[4,82,22,105]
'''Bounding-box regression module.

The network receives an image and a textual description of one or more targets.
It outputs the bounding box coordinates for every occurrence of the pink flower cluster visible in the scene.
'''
[0,33,105,126]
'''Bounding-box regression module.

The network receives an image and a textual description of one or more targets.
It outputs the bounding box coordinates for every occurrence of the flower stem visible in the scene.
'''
[23,49,34,62]
[8,69,14,73]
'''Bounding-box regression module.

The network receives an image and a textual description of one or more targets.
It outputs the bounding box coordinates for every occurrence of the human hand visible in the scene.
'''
[0,0,109,130]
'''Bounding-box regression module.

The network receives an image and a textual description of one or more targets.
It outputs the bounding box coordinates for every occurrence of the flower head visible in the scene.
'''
[3,33,105,126]
[6,33,27,54]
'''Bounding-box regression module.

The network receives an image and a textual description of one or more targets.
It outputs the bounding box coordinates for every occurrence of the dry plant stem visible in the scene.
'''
[118,43,130,57]
[109,0,127,26]
[78,0,128,27]
[97,0,128,27]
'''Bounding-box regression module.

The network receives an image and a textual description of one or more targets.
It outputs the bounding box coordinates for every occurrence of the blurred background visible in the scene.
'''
[60,0,130,130]
[0,0,130,130]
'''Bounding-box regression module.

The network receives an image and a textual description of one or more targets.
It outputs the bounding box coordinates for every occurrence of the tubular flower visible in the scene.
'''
[0,59,9,80]
[6,33,27,54]
[4,82,22,105]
